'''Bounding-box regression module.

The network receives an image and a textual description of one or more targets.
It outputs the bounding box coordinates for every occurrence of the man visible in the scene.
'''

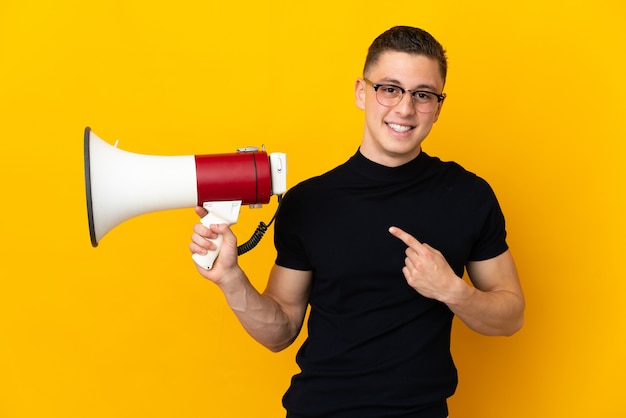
[190,26,524,418]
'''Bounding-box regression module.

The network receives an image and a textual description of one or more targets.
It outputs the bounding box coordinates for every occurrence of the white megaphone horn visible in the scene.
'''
[83,127,287,269]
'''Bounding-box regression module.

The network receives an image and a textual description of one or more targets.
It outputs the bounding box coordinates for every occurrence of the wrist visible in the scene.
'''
[216,265,246,293]
[442,277,475,308]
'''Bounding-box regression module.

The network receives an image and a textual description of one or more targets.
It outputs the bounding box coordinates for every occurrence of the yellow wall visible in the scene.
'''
[1,1,624,416]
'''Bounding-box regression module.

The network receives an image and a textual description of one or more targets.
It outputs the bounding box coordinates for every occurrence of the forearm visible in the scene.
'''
[218,268,302,352]
[445,281,525,336]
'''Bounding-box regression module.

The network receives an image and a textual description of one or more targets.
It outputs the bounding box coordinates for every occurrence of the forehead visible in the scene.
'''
[367,51,444,90]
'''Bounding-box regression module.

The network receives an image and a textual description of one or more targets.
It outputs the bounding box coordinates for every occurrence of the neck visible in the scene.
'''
[358,144,422,168]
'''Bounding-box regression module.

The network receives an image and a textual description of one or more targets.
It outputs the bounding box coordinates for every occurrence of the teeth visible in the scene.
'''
[388,123,412,133]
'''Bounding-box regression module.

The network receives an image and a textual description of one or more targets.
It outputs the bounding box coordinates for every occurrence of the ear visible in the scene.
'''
[355,78,366,110]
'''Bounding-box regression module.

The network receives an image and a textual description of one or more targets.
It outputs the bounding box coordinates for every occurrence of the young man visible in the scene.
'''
[190,26,525,418]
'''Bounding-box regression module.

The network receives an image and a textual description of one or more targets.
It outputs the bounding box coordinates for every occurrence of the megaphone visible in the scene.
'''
[83,127,287,269]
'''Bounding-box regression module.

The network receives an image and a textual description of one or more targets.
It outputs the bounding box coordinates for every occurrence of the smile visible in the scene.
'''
[387,122,414,133]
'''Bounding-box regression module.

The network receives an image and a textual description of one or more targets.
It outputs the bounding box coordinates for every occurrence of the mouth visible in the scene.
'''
[386,122,415,133]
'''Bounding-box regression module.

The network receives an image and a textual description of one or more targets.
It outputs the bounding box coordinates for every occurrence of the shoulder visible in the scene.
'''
[284,156,355,199]
[423,153,494,194]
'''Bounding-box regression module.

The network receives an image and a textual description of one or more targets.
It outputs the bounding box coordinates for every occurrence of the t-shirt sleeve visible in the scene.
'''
[273,187,313,271]
[468,177,509,261]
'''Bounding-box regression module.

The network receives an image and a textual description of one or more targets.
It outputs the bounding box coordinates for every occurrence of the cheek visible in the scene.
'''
[365,105,385,128]
[432,103,444,122]
[419,110,440,126]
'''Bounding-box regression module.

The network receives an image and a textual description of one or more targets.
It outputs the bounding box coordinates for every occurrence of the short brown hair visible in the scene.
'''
[363,26,448,83]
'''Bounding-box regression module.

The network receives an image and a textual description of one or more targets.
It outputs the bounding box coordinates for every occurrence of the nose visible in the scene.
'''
[394,92,416,115]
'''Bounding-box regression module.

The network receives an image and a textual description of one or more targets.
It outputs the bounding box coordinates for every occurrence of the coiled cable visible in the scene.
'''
[237,195,283,256]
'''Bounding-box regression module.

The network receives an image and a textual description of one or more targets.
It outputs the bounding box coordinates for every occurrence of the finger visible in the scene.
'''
[404,255,416,272]
[208,223,234,237]
[192,233,223,256]
[193,223,215,239]
[199,223,238,252]
[195,206,209,217]
[189,241,209,255]
[211,223,237,248]
[191,231,212,247]
[422,243,442,256]
[389,226,423,248]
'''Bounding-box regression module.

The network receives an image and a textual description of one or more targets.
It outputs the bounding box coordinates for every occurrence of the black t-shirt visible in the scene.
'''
[275,149,508,417]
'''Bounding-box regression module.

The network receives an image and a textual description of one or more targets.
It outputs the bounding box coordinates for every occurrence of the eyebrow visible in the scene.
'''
[377,78,439,92]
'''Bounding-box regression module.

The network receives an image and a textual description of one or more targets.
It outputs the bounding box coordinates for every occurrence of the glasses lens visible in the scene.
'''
[413,92,438,113]
[376,85,403,106]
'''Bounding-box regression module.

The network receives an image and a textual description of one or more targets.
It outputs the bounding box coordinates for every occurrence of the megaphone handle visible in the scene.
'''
[191,201,242,270]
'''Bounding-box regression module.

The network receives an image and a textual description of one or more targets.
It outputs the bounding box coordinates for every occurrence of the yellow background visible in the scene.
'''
[1,1,625,417]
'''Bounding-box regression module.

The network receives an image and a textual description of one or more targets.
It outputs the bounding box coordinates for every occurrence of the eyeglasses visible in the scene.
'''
[363,78,446,113]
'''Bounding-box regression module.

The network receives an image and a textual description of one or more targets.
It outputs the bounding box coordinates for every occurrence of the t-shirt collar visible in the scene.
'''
[350,148,430,182]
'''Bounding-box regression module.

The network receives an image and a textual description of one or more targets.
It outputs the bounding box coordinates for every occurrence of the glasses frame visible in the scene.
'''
[363,78,446,112]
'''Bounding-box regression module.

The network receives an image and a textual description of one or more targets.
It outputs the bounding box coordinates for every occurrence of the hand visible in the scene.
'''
[388,226,466,303]
[190,206,240,285]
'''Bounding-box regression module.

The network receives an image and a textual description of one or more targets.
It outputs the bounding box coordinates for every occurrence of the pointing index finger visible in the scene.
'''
[388,226,422,247]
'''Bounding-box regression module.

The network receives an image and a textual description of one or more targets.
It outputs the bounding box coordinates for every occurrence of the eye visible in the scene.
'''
[379,85,401,97]
[413,91,435,103]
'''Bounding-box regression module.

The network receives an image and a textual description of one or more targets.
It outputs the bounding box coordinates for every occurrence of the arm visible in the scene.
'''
[190,208,311,352]
[453,251,524,336]
[388,226,524,336]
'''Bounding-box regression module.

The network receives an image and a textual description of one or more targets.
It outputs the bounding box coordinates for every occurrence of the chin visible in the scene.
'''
[385,138,423,155]
[379,146,421,165]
